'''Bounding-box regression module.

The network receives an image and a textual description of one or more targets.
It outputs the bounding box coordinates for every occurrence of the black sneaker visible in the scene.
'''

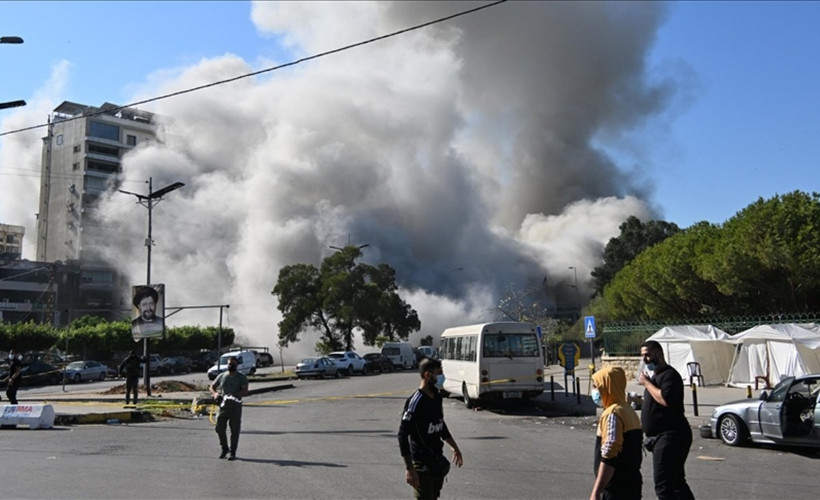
[227,454,236,461]
[219,449,229,459]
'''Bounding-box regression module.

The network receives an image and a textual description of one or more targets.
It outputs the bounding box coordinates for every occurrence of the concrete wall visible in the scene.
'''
[600,355,641,380]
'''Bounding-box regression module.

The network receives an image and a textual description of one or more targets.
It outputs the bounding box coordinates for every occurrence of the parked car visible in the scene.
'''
[140,354,167,376]
[63,360,109,383]
[295,357,339,379]
[254,351,275,368]
[207,350,257,381]
[707,374,820,447]
[417,346,439,360]
[363,352,393,373]
[20,362,63,386]
[327,351,369,376]
[163,356,193,374]
[192,351,219,372]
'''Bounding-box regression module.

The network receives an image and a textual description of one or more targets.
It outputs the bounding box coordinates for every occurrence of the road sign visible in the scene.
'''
[584,315,596,339]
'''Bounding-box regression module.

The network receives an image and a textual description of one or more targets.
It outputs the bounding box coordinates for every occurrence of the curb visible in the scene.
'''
[47,383,295,425]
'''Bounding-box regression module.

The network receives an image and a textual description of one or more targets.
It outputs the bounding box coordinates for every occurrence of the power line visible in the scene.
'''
[0,0,508,139]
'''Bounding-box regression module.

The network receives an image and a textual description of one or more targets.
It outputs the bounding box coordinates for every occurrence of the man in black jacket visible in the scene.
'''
[119,351,144,405]
[397,358,463,499]
[638,340,695,499]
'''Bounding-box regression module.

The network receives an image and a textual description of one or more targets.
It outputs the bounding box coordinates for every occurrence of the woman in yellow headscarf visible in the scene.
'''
[590,366,643,500]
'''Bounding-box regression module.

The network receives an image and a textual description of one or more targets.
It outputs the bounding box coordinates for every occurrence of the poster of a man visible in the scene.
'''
[131,284,165,340]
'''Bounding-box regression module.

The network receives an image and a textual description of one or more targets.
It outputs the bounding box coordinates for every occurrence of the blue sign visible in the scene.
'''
[584,315,596,339]
[559,342,580,373]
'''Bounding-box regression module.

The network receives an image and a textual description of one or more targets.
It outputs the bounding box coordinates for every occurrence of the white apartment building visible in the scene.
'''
[36,101,160,264]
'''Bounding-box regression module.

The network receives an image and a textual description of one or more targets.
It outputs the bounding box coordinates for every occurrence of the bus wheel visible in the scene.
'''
[462,384,475,409]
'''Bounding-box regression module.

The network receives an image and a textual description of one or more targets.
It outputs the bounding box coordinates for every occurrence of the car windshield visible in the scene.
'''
[66,361,84,369]
[383,347,399,355]
[299,358,317,364]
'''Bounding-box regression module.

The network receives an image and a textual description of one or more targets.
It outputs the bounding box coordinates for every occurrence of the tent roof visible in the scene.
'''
[647,325,731,342]
[728,323,820,348]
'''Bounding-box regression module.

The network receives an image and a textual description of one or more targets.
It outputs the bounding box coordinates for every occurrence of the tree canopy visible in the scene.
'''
[601,191,820,320]
[591,216,681,296]
[272,246,420,353]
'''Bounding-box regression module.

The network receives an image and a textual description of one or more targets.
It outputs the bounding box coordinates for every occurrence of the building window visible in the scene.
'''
[126,134,137,146]
[87,160,118,174]
[87,143,119,157]
[56,134,64,145]
[73,145,81,153]
[88,121,120,141]
[72,162,80,171]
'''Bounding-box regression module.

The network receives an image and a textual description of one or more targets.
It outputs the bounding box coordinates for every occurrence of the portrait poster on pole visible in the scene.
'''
[131,284,165,341]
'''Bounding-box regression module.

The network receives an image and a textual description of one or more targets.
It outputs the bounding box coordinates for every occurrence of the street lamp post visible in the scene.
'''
[1,36,26,111]
[119,177,184,395]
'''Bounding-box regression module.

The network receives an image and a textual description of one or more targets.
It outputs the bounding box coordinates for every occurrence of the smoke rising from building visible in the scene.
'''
[2,2,679,360]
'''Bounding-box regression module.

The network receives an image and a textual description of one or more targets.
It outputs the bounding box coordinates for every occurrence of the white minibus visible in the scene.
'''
[439,322,544,408]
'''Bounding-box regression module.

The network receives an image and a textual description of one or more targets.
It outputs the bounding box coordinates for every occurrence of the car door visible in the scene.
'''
[759,377,793,440]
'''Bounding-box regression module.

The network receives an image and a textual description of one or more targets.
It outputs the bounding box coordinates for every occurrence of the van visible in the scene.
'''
[417,345,439,360]
[381,342,415,370]
[207,350,257,381]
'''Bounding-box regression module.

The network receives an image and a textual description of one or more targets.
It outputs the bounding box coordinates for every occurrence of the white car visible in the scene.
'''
[207,350,257,381]
[327,351,369,376]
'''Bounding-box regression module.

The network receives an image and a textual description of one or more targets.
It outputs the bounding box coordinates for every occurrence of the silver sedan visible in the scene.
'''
[63,360,109,383]
[708,374,820,447]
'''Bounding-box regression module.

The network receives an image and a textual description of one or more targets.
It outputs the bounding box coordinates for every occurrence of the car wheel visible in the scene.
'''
[362,365,369,376]
[462,383,476,409]
[718,414,747,446]
[98,372,106,381]
[346,365,353,376]
[73,374,81,383]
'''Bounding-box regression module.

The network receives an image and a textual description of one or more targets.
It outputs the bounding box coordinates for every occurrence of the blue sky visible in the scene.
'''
[2,1,819,345]
[2,1,817,231]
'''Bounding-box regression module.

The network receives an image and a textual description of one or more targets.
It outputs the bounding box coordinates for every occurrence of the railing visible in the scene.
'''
[602,313,820,356]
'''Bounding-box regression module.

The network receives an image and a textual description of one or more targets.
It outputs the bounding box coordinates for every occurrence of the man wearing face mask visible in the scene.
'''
[398,358,463,499]
[590,366,643,500]
[638,340,695,499]
[209,356,249,461]
[5,350,23,404]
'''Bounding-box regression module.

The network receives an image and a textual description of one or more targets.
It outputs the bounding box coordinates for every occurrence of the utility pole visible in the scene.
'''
[118,178,184,396]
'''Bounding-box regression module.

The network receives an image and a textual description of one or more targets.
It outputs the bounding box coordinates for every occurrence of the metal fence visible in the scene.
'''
[602,313,820,356]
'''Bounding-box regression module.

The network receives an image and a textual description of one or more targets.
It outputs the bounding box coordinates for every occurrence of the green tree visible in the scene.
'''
[601,191,820,320]
[272,246,420,353]
[591,216,680,296]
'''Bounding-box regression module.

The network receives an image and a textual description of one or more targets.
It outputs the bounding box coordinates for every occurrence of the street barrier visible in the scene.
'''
[0,404,56,429]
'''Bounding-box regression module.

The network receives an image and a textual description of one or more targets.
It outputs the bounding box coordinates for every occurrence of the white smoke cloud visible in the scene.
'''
[0,60,71,257]
[4,2,681,362]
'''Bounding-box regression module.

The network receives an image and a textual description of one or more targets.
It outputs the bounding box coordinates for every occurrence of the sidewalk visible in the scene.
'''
[534,362,756,429]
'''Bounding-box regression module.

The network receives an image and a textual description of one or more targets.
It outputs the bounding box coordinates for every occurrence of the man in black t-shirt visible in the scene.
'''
[638,340,695,500]
[398,358,463,499]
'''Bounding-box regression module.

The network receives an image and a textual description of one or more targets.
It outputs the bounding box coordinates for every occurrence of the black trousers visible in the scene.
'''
[651,428,695,500]
[5,380,19,405]
[125,375,139,404]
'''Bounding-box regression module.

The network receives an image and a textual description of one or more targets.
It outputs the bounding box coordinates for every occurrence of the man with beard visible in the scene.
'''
[638,340,695,499]
[210,356,249,461]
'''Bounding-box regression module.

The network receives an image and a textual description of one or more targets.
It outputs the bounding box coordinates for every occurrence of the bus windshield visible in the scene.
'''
[483,333,540,358]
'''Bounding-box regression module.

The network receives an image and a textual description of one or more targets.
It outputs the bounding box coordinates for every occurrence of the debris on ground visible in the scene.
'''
[101,380,205,395]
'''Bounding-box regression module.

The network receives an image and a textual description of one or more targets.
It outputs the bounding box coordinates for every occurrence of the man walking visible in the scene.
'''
[638,340,695,499]
[119,350,143,406]
[5,350,22,404]
[210,356,249,461]
[398,358,463,499]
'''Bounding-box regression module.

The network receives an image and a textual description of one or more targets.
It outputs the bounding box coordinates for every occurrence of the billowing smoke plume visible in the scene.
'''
[2,2,678,361]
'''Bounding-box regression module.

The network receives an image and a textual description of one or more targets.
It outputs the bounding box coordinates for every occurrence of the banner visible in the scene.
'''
[131,284,165,341]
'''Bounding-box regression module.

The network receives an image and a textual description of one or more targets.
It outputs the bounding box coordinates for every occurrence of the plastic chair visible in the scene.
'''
[686,362,704,387]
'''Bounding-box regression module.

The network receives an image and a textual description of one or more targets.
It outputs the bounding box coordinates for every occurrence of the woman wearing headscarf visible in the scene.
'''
[590,366,643,500]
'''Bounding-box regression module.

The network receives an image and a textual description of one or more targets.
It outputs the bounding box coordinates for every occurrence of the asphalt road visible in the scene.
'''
[1,370,818,499]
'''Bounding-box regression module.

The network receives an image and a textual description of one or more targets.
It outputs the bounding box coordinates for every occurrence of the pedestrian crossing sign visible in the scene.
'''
[584,316,596,339]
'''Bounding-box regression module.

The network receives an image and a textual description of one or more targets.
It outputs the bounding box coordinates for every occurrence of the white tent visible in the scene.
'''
[646,325,735,386]
[726,323,820,388]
